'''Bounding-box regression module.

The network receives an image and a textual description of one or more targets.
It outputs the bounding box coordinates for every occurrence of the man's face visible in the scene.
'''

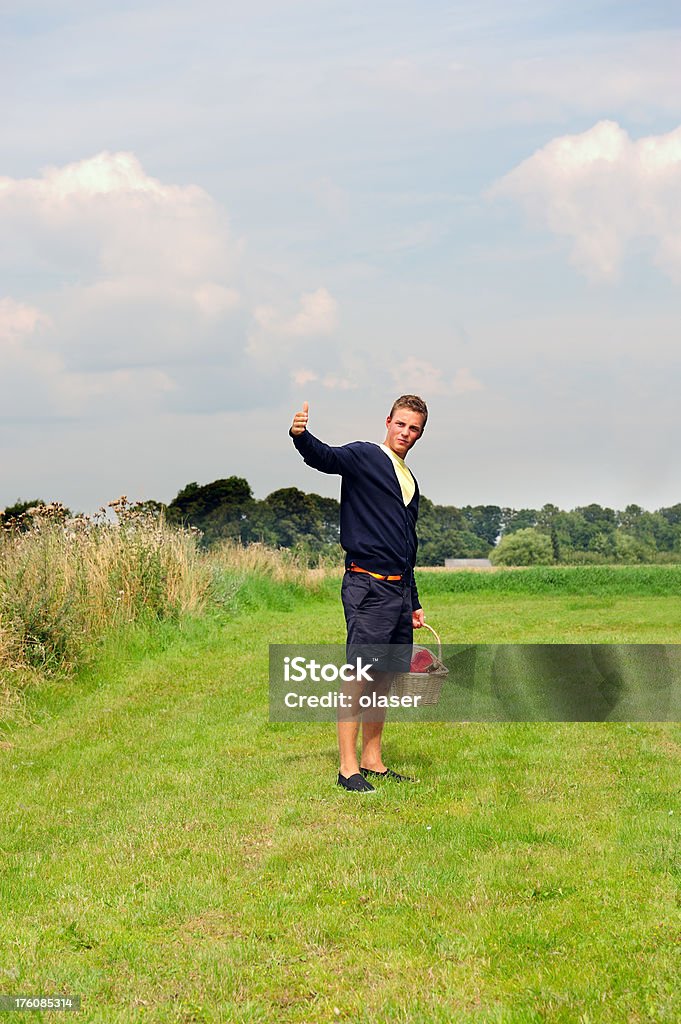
[384,407,425,457]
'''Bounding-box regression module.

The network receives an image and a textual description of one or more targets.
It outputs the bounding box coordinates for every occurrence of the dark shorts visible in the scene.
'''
[341,570,413,674]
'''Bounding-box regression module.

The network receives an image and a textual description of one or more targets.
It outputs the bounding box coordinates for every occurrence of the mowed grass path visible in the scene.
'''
[1,577,680,1023]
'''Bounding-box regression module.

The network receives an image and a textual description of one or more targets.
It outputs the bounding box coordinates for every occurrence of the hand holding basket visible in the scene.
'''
[391,623,449,706]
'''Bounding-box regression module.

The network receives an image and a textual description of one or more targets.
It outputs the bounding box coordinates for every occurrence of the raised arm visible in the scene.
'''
[289,402,358,475]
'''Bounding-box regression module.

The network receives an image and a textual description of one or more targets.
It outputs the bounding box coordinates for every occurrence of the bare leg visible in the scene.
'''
[337,675,365,778]
[359,671,392,772]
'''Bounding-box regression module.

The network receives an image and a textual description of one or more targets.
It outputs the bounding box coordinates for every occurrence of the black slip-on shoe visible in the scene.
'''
[337,772,376,793]
[360,767,419,783]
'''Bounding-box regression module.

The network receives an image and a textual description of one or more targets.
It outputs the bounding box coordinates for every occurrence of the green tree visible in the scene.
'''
[416,497,491,565]
[167,477,255,546]
[613,531,654,563]
[501,508,539,535]
[574,504,617,554]
[307,493,341,546]
[656,505,681,553]
[491,527,554,566]
[462,505,502,546]
[535,503,563,560]
[251,488,325,549]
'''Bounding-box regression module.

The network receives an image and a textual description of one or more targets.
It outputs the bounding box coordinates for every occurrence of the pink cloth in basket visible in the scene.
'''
[410,646,437,673]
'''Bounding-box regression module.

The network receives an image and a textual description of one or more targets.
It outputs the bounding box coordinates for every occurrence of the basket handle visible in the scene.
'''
[418,621,442,661]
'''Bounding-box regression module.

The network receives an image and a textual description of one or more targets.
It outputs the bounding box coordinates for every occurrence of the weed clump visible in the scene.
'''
[0,497,210,679]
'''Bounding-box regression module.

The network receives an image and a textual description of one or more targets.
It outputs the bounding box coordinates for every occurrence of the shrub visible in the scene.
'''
[490,528,554,566]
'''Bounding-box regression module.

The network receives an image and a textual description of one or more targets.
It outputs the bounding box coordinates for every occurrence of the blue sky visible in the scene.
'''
[2,1,681,514]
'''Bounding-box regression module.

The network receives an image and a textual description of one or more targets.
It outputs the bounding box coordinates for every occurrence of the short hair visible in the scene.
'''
[389,394,428,430]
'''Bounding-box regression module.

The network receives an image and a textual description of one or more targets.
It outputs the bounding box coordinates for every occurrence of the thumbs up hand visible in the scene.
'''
[290,400,309,436]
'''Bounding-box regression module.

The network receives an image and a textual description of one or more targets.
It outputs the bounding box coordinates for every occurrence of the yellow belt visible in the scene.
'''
[349,561,402,581]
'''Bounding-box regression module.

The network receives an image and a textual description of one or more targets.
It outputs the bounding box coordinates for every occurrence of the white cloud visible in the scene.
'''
[193,283,240,318]
[391,357,483,396]
[287,288,338,336]
[490,120,681,281]
[0,151,235,283]
[0,152,242,377]
[0,297,51,348]
[291,368,318,386]
[0,295,63,420]
[1,150,172,202]
[0,295,59,375]
[392,357,446,395]
[0,153,269,424]
[0,152,333,425]
[321,374,356,390]
[451,367,484,394]
[248,287,340,364]
[254,287,339,338]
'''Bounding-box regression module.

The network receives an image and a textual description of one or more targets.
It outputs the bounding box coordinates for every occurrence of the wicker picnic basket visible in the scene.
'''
[391,623,449,706]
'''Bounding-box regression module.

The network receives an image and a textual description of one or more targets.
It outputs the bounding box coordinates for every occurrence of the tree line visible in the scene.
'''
[4,482,680,565]
[163,479,681,565]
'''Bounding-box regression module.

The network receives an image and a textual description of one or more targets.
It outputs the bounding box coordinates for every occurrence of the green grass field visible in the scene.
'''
[1,570,680,1022]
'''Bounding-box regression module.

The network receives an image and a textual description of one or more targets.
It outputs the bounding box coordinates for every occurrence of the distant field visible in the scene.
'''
[416,563,681,596]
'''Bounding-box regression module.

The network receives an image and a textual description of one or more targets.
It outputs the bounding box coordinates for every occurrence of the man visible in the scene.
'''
[289,395,428,793]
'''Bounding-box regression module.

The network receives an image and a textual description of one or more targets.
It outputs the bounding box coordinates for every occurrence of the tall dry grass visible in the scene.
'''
[206,539,339,616]
[0,615,24,719]
[209,538,339,587]
[0,498,212,679]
